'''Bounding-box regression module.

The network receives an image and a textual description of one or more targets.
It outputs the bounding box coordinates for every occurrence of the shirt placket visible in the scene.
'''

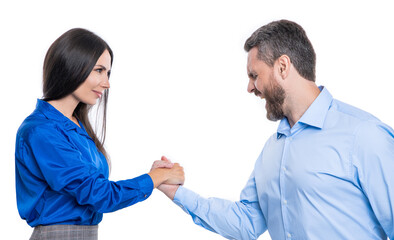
[279,134,293,239]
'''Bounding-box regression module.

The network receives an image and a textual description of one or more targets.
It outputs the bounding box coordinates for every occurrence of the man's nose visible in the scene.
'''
[247,80,255,93]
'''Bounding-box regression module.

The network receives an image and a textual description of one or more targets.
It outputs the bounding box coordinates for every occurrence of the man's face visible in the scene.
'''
[247,47,286,121]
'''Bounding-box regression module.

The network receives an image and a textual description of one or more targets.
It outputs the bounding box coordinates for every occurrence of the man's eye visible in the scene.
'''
[249,73,257,80]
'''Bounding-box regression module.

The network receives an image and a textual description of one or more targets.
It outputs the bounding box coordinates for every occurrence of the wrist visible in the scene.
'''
[148,168,169,188]
[158,184,180,200]
[170,185,180,200]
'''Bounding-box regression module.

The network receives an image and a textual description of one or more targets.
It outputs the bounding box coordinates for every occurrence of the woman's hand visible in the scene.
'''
[156,156,183,200]
[148,156,184,188]
[162,163,184,185]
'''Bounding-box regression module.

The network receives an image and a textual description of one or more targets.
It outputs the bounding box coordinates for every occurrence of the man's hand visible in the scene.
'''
[157,156,182,200]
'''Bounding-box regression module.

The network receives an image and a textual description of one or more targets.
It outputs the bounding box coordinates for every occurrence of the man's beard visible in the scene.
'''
[255,75,286,121]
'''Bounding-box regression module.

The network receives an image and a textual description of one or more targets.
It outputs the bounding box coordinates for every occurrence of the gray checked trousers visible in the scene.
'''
[30,225,98,240]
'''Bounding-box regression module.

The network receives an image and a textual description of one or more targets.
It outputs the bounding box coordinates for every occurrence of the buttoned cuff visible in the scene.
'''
[135,173,154,199]
[173,186,199,214]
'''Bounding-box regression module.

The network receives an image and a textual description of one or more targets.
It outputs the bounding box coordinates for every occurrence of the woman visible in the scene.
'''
[15,28,184,240]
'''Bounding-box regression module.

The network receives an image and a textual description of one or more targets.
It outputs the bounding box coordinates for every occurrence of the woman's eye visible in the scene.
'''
[95,68,103,73]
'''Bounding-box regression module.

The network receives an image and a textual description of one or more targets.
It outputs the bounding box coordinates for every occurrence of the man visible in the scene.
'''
[157,20,394,239]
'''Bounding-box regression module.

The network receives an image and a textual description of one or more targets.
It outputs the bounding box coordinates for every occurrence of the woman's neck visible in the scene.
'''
[47,95,80,125]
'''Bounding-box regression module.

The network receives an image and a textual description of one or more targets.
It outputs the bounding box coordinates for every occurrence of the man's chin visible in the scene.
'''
[266,114,283,122]
[266,106,285,121]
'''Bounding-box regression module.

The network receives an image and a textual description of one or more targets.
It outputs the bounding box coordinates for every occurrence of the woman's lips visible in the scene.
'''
[93,90,102,98]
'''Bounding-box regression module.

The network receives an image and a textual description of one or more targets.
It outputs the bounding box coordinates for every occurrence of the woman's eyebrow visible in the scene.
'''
[94,64,107,70]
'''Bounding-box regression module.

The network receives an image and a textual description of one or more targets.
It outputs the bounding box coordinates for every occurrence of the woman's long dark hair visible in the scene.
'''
[42,28,113,167]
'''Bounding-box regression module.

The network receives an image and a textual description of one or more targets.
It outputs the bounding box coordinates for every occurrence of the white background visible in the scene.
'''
[1,0,393,239]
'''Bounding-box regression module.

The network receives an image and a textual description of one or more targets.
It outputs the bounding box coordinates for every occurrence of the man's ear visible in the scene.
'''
[277,55,291,80]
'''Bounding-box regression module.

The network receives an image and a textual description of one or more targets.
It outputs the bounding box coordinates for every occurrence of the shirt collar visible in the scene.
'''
[277,86,333,137]
[36,99,87,133]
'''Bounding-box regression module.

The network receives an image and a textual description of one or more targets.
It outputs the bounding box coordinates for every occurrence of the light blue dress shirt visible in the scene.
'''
[15,99,154,227]
[173,87,394,240]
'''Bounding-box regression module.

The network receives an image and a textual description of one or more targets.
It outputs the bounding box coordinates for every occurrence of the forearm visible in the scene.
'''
[158,184,180,200]
[69,173,154,213]
[173,186,266,240]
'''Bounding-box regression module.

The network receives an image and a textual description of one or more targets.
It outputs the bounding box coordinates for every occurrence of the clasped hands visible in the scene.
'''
[148,156,184,200]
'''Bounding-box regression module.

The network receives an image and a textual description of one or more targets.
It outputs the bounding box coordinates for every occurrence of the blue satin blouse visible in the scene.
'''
[15,99,153,227]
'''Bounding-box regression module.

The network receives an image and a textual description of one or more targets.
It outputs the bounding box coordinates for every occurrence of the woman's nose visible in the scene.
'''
[101,78,110,89]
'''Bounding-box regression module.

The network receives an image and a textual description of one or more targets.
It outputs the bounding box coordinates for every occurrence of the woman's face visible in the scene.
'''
[71,49,112,105]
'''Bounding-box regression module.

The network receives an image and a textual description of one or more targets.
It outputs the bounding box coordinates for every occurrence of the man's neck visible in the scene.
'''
[283,82,320,128]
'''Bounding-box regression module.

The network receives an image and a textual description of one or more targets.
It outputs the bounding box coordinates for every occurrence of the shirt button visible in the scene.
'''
[283,200,288,205]
[287,233,291,238]
[144,194,147,198]
[282,167,286,172]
